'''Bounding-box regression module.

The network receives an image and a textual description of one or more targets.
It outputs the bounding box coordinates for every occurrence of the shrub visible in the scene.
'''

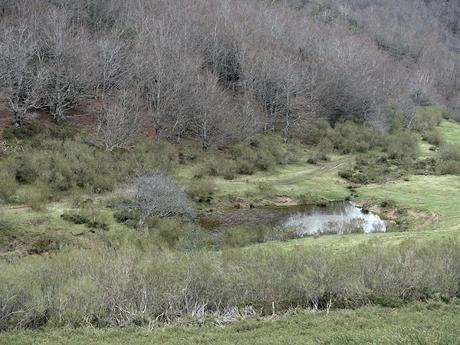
[303,120,331,145]
[423,128,444,146]
[327,121,380,154]
[1,239,460,329]
[437,144,460,175]
[0,170,17,203]
[187,178,215,202]
[193,156,237,179]
[411,106,444,132]
[233,135,287,172]
[25,184,51,211]
[235,159,256,175]
[385,131,418,160]
[437,160,460,175]
[61,208,110,230]
[307,151,329,165]
[153,219,210,250]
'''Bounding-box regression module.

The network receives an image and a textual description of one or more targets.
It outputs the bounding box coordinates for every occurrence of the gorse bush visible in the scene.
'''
[327,122,381,154]
[436,143,460,175]
[411,106,444,133]
[0,239,459,330]
[422,128,444,146]
[192,134,293,179]
[0,126,178,201]
[61,207,110,230]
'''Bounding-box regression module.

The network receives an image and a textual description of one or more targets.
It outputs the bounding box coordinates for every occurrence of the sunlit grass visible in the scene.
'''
[440,121,460,145]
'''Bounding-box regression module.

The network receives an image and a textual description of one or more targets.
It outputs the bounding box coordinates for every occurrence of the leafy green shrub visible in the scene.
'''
[193,156,237,179]
[113,208,139,227]
[303,120,331,145]
[411,106,444,132]
[0,217,18,246]
[263,225,299,241]
[14,154,39,184]
[327,121,381,154]
[233,135,288,171]
[422,128,444,146]
[385,131,418,160]
[61,208,110,230]
[25,184,51,211]
[307,151,329,164]
[235,159,256,175]
[187,178,215,202]
[0,170,17,202]
[297,193,318,205]
[1,239,460,328]
[437,144,460,175]
[437,160,460,175]
[149,219,211,250]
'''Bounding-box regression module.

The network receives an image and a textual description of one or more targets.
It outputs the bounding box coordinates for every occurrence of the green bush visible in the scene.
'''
[307,151,329,165]
[303,120,331,145]
[0,170,17,202]
[187,178,215,202]
[412,106,444,132]
[24,183,51,211]
[1,239,459,329]
[61,208,110,230]
[437,144,460,175]
[326,121,381,154]
[422,128,444,146]
[233,135,288,172]
[193,156,237,179]
[385,131,418,160]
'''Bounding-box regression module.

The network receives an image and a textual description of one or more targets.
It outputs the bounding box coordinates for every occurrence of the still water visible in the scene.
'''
[280,201,386,236]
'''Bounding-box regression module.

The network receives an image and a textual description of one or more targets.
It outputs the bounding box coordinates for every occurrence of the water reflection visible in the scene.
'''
[280,202,386,236]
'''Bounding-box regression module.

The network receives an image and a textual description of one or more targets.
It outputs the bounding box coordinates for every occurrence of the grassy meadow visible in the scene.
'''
[1,116,460,343]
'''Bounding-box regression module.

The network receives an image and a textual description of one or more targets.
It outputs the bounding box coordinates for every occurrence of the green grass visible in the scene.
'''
[1,303,459,345]
[0,197,130,255]
[440,121,460,145]
[358,175,460,231]
[204,153,352,203]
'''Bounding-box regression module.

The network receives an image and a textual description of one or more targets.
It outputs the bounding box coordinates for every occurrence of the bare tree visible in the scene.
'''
[0,25,47,127]
[90,31,131,99]
[96,91,142,151]
[40,8,88,121]
[189,73,236,150]
[128,172,195,227]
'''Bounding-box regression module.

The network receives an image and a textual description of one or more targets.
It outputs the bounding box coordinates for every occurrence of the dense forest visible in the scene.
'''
[0,0,459,148]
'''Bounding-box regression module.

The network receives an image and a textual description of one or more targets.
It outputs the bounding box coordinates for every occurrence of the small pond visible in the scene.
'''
[280,201,386,236]
[207,201,386,236]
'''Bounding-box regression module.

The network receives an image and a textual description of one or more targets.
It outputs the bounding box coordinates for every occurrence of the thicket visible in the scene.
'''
[0,239,459,329]
[0,123,177,205]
